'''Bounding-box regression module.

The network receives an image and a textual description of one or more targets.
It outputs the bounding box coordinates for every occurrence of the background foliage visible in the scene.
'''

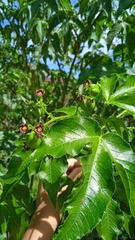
[1,0,135,239]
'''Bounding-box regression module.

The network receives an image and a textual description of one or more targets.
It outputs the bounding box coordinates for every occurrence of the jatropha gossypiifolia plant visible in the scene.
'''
[1,76,135,240]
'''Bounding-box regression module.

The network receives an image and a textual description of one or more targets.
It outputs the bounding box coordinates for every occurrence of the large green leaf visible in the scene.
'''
[100,75,118,101]
[109,95,135,115]
[107,23,122,50]
[42,117,101,157]
[97,199,123,240]
[110,75,135,100]
[53,139,115,239]
[103,133,135,216]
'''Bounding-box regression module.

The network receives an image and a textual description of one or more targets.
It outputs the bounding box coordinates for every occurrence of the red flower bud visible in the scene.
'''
[84,80,90,86]
[35,123,44,137]
[19,124,28,133]
[36,89,45,97]
[76,96,83,102]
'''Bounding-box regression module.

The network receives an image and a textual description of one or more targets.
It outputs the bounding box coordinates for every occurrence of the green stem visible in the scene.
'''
[44,114,71,127]
[117,110,127,118]
[101,102,107,118]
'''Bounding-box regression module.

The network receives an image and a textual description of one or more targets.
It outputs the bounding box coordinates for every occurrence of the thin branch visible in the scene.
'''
[61,54,77,106]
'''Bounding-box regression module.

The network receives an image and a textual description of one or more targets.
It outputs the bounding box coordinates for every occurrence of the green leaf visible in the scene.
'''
[0,200,24,239]
[48,12,66,33]
[72,17,87,39]
[97,199,123,240]
[27,0,44,28]
[107,23,122,50]
[109,95,135,115]
[0,205,7,235]
[52,33,61,53]
[87,1,99,25]
[110,76,135,100]
[124,213,135,238]
[44,0,58,13]
[39,156,68,206]
[59,0,72,11]
[79,0,89,14]
[53,140,115,239]
[36,20,46,42]
[42,116,101,157]
[78,65,125,84]
[100,0,112,17]
[54,106,77,115]
[63,21,72,53]
[100,75,118,101]
[103,133,135,216]
[106,116,126,135]
[12,185,34,214]
[126,29,135,59]
[116,0,135,18]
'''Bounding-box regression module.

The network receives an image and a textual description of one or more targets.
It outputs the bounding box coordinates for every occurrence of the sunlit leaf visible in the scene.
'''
[100,75,118,101]
[103,133,135,216]
[97,199,123,240]
[53,140,115,240]
[107,23,122,50]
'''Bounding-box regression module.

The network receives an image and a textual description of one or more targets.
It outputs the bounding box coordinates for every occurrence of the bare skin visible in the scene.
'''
[22,158,82,240]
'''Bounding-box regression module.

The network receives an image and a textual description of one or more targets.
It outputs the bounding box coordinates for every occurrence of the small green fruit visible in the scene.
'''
[81,98,95,111]
[26,131,42,149]
[90,84,100,96]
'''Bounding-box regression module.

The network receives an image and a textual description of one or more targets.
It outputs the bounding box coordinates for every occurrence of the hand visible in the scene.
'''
[22,158,82,240]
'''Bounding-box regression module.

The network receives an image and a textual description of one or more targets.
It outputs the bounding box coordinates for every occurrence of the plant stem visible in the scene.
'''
[44,114,72,127]
[61,54,77,106]
[117,110,127,118]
